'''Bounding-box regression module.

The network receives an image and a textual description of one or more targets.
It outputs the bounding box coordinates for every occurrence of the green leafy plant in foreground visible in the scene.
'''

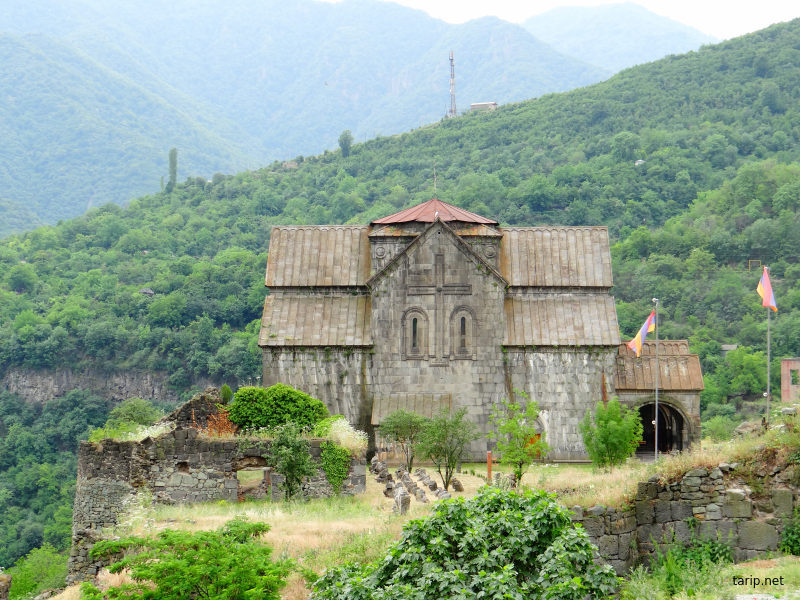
[82,518,290,599]
[311,487,620,600]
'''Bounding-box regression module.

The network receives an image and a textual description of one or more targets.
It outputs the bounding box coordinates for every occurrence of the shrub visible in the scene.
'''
[780,507,800,555]
[313,415,347,437]
[580,397,643,470]
[320,442,351,494]
[229,384,328,430]
[83,518,290,599]
[8,544,67,600]
[325,419,367,455]
[703,415,739,441]
[417,408,479,490]
[220,384,234,404]
[311,487,620,599]
[268,422,318,500]
[379,409,429,471]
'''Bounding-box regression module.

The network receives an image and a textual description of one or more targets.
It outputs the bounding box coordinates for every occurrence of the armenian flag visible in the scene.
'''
[757,266,777,312]
[627,310,656,357]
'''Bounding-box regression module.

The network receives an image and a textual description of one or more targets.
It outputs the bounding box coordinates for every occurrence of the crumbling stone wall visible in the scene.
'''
[67,395,366,583]
[572,462,797,574]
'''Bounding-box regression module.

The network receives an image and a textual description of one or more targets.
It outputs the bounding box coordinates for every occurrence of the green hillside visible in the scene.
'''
[522,3,716,72]
[0,0,607,234]
[2,19,800,569]
[0,32,257,233]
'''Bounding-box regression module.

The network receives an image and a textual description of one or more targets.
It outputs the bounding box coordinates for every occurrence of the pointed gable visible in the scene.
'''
[371,198,498,225]
[366,219,507,290]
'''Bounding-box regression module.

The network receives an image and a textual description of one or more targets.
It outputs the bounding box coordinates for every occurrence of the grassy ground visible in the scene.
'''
[49,420,800,599]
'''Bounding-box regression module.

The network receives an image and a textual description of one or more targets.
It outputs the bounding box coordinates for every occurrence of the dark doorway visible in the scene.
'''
[637,403,684,455]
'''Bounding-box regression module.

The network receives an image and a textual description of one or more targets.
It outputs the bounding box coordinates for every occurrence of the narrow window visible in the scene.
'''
[460,316,467,351]
[793,369,800,386]
[412,318,418,351]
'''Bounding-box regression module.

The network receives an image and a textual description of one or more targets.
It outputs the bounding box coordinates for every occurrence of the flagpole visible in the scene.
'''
[653,297,660,462]
[767,277,771,427]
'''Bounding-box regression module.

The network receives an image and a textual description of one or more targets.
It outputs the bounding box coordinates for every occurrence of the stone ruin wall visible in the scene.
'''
[67,409,366,583]
[575,462,798,575]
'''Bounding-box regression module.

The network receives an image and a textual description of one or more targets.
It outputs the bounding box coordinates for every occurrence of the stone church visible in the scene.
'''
[259,199,701,460]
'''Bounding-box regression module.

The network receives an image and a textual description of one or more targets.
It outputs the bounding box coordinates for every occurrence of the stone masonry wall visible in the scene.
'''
[68,427,366,583]
[506,348,617,461]
[369,223,509,461]
[572,462,798,575]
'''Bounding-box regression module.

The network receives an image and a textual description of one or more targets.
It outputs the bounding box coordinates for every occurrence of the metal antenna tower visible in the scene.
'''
[448,50,457,118]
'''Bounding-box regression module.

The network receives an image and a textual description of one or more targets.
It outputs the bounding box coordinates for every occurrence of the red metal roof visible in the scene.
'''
[370,198,498,225]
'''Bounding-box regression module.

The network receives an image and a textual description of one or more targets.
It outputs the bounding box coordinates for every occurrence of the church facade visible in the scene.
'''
[259,199,698,460]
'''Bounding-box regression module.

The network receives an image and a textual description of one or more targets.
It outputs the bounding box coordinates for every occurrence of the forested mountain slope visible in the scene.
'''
[0,0,606,234]
[523,3,716,72]
[2,18,800,568]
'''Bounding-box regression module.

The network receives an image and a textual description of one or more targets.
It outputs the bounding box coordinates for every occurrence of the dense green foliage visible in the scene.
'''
[378,410,429,471]
[82,518,290,599]
[7,544,67,600]
[2,0,608,233]
[267,423,318,501]
[580,398,643,470]
[229,385,328,431]
[417,408,480,491]
[0,390,110,568]
[780,508,800,556]
[320,442,352,495]
[311,487,620,599]
[489,394,549,485]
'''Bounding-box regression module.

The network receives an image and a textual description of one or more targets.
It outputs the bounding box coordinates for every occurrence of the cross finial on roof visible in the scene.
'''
[433,161,437,197]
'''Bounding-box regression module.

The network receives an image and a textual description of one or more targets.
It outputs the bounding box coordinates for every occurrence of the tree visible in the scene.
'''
[338,130,353,157]
[166,148,178,193]
[268,423,318,500]
[489,393,549,486]
[417,408,479,490]
[379,409,429,471]
[579,398,643,470]
[106,398,162,428]
[82,518,290,599]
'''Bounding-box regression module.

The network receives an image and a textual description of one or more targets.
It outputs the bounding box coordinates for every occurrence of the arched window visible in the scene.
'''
[450,307,475,359]
[402,308,428,359]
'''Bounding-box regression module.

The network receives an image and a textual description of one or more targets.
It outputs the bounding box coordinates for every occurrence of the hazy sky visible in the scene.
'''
[333,0,800,40]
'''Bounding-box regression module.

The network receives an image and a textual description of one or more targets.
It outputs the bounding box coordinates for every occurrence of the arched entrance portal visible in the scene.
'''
[637,403,685,455]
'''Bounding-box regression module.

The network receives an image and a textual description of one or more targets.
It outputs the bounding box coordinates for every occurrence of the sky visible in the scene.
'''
[336,0,800,40]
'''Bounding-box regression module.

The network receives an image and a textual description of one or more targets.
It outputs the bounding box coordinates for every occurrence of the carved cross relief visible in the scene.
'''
[407,252,471,365]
